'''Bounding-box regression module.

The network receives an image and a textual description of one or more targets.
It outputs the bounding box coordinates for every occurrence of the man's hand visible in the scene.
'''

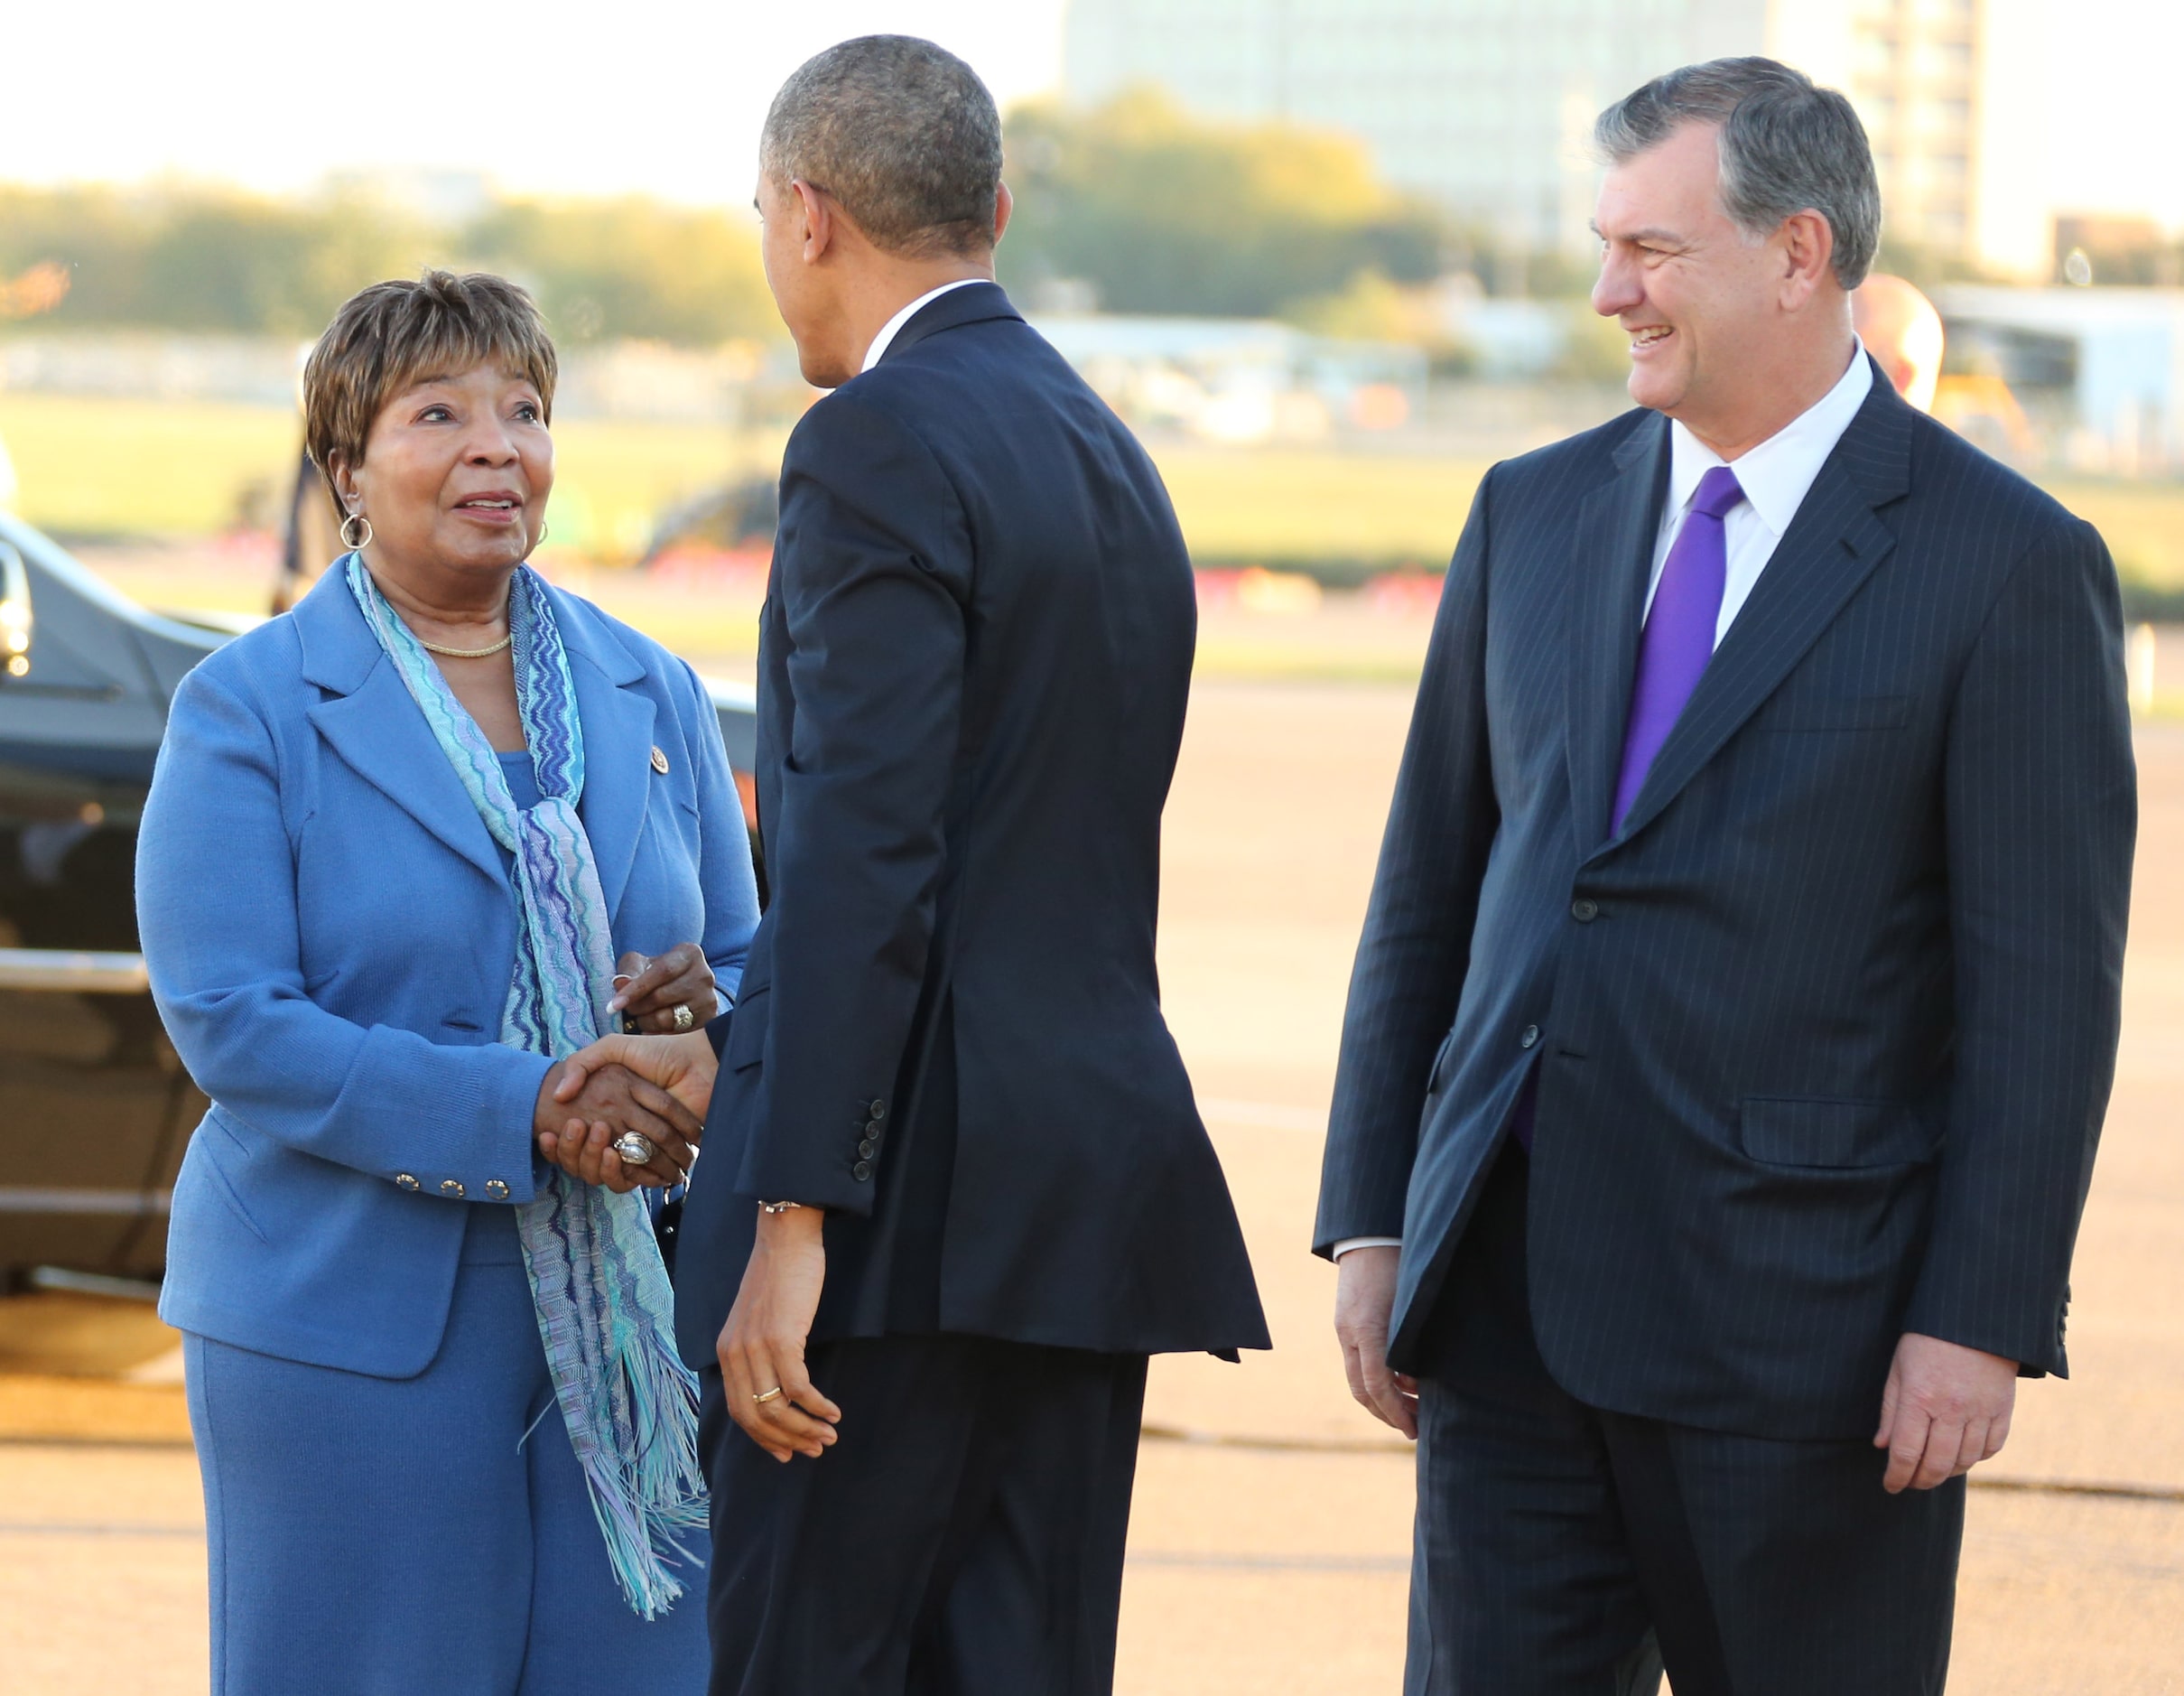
[1334,1245,1419,1440]
[719,1206,841,1463]
[532,1060,702,1193]
[554,1030,718,1124]
[1874,1331,2018,1493]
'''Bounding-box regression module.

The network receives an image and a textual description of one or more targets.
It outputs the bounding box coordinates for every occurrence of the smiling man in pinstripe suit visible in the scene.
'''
[1316,58,2135,1695]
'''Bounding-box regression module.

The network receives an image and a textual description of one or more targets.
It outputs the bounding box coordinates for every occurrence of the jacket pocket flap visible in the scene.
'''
[1739,1095,1930,1169]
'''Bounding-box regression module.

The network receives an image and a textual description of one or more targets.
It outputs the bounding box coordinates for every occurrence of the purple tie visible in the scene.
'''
[1611,465,1744,836]
[1512,465,1743,1153]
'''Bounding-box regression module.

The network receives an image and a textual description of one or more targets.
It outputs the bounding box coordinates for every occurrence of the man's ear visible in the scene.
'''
[1778,209,1835,312]
[992,181,1014,247]
[791,180,834,264]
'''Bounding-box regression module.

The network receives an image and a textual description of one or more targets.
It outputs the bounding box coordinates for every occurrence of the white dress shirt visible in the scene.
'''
[859,277,996,374]
[1332,342,1873,1262]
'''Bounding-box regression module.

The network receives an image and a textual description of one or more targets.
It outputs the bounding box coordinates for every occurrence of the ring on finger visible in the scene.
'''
[673,1002,696,1032]
[753,1385,784,1404]
[613,1132,656,1166]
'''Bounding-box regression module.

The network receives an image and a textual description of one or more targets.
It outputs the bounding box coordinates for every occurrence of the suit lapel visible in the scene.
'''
[308,661,506,882]
[1566,415,1670,855]
[554,592,656,923]
[1605,379,1912,849]
[294,570,504,882]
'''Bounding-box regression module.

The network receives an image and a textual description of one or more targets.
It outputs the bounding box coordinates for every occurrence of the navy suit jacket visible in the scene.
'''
[1315,367,2135,1440]
[674,284,1268,1365]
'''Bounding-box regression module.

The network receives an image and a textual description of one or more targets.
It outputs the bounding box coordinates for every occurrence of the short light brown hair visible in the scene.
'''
[762,36,1002,258]
[302,270,558,515]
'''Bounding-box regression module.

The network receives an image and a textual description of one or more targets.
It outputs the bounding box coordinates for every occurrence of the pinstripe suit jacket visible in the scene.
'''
[1315,366,2135,1440]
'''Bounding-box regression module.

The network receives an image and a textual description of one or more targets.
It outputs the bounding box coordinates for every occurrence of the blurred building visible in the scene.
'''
[1062,0,2050,275]
[1936,284,2184,473]
[1027,313,1427,443]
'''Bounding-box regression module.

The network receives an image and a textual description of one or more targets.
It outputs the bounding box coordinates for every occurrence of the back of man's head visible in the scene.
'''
[762,35,1003,260]
[1854,275,1945,413]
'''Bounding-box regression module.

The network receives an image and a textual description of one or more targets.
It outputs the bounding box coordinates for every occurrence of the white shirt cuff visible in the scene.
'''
[1333,1236,1402,1259]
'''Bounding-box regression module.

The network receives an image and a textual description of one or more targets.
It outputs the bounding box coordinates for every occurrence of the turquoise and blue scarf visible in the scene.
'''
[346,554,705,1618]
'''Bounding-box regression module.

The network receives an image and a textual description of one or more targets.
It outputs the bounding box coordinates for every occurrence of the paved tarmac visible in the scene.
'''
[3,678,2181,1692]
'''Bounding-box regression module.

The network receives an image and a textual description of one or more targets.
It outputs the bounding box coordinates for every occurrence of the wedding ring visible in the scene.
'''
[612,1132,656,1166]
[752,1385,784,1404]
[673,1003,695,1032]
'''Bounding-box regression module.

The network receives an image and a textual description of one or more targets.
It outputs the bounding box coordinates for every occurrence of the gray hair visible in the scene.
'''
[761,35,1003,259]
[1594,56,1880,289]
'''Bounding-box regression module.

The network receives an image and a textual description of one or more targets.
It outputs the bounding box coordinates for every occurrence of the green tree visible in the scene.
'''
[463,197,776,345]
[0,183,429,333]
[999,89,1448,318]
[0,183,774,346]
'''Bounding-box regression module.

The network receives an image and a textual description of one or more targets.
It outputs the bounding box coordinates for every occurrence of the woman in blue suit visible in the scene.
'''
[136,271,759,1693]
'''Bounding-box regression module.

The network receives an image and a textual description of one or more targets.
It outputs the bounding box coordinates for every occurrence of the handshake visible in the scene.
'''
[531,1029,720,1195]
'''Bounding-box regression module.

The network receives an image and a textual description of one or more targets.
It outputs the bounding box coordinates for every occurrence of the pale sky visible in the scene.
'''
[3,0,2176,226]
[3,1,1067,208]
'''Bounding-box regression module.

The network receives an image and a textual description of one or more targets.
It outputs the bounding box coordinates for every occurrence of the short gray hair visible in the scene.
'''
[1595,57,1880,289]
[761,35,1003,259]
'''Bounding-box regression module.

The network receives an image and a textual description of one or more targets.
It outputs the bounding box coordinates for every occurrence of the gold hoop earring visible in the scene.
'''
[537,522,550,545]
[339,512,374,550]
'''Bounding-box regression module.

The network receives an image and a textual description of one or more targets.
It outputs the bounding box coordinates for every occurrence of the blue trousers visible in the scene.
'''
[184,1206,711,1695]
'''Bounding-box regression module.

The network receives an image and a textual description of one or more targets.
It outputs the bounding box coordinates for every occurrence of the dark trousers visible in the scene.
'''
[1407,1141,1964,1696]
[700,1333,1148,1696]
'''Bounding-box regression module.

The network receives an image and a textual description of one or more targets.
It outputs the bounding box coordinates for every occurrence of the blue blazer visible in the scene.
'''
[137,567,759,1377]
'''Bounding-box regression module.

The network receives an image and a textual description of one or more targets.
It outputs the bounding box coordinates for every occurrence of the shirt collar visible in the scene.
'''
[1665,342,1874,537]
[860,278,995,374]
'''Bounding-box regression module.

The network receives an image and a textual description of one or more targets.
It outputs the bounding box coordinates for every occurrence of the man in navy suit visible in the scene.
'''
[1316,59,2134,1694]
[571,33,1266,1696]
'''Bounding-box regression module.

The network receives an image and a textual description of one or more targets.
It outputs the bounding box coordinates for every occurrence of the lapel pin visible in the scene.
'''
[650,746,671,775]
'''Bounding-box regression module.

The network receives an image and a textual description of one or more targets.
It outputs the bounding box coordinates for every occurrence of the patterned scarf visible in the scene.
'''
[345,554,705,1618]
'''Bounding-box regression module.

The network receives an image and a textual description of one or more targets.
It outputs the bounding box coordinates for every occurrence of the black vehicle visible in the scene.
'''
[0,513,757,1283]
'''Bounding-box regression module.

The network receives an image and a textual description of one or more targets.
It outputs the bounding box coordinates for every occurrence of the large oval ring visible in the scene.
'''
[673,1002,696,1032]
[612,1132,656,1167]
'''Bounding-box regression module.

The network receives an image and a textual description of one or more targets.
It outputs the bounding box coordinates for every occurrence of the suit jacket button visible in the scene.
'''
[852,1160,873,1182]
[1520,1025,1540,1049]
[866,1118,885,1137]
[868,1100,887,1121]
[485,1179,510,1200]
[1571,899,1599,923]
[650,745,671,775]
[441,1179,466,1198]
[395,1173,420,1191]
[857,1139,878,1160]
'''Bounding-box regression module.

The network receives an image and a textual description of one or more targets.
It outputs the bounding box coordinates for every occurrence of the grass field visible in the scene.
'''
[0,393,1491,566]
[5,393,2183,600]
[0,394,776,561]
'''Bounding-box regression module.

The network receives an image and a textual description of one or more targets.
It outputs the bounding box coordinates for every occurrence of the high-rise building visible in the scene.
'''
[1061,0,2049,276]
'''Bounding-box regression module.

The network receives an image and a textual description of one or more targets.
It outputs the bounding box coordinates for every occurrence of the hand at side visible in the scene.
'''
[1873,1331,2018,1493]
[720,1206,841,1463]
[532,1059,703,1193]
[1334,1244,1419,1440]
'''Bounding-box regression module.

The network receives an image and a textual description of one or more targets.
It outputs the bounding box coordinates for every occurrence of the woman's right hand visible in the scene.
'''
[533,1060,702,1193]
